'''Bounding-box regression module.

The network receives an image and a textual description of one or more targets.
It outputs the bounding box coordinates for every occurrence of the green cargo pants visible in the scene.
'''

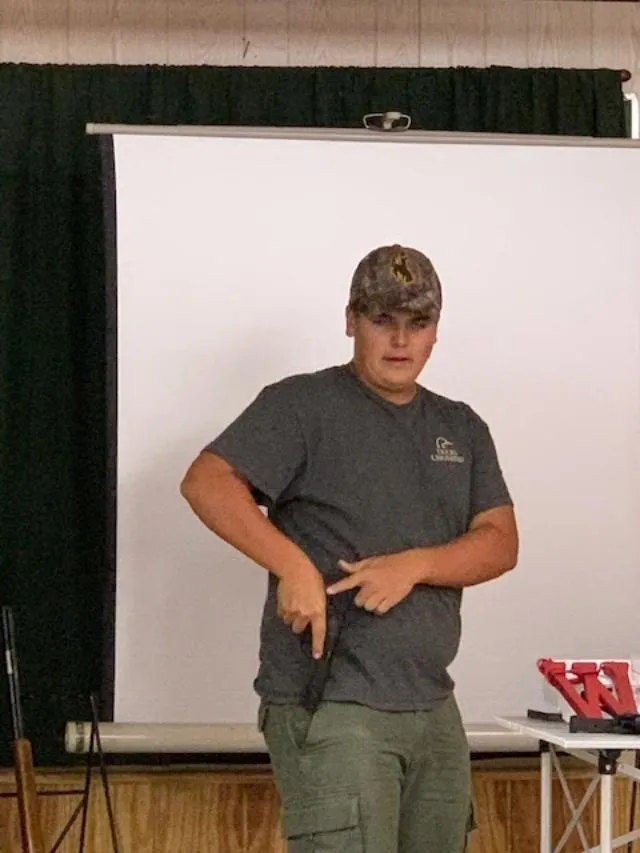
[261,694,473,853]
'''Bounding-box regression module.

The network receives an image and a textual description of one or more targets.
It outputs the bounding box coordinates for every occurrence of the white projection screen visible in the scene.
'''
[99,125,640,745]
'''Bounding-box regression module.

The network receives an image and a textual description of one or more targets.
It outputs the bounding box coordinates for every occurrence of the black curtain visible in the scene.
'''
[0,63,626,767]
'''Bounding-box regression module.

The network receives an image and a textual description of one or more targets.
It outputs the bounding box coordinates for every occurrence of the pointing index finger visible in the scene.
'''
[327,575,360,595]
[311,611,326,659]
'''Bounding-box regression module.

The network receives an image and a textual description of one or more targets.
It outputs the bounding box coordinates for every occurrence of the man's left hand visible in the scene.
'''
[326,553,420,615]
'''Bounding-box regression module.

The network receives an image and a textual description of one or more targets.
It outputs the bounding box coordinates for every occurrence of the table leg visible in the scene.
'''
[599,773,613,853]
[595,749,620,853]
[541,745,553,853]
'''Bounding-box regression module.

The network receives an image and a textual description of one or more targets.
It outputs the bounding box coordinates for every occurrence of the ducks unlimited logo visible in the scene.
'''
[430,436,465,464]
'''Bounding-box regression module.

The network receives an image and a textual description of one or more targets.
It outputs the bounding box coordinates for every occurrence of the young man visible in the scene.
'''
[180,244,518,853]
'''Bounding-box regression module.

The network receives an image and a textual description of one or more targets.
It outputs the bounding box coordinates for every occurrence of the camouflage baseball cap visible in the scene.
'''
[348,244,442,321]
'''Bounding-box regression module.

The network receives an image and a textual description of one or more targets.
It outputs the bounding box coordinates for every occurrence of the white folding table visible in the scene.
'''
[496,716,640,853]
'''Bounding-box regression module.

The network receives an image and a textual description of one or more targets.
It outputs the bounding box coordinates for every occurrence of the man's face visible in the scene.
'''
[346,307,438,403]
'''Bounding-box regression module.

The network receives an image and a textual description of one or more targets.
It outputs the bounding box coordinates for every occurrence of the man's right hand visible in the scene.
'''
[277,564,327,659]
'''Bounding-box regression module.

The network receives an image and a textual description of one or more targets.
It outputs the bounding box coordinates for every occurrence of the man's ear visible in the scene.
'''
[345,307,356,338]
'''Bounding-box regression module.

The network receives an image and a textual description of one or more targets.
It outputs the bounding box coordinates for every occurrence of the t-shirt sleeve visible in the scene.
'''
[203,383,306,507]
[467,407,513,520]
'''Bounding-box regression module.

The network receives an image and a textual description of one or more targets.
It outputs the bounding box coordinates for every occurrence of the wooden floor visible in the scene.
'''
[1,758,639,852]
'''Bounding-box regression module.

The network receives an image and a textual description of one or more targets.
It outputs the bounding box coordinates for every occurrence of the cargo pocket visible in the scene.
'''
[283,794,363,853]
[464,798,477,851]
[467,798,476,832]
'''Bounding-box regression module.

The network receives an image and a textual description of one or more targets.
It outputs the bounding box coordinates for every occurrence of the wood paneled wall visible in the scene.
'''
[0,761,639,853]
[1,0,639,97]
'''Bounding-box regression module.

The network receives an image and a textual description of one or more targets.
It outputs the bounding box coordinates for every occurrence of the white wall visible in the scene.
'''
[1,0,639,97]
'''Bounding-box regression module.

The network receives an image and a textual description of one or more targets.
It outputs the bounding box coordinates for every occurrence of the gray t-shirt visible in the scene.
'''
[205,364,512,711]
